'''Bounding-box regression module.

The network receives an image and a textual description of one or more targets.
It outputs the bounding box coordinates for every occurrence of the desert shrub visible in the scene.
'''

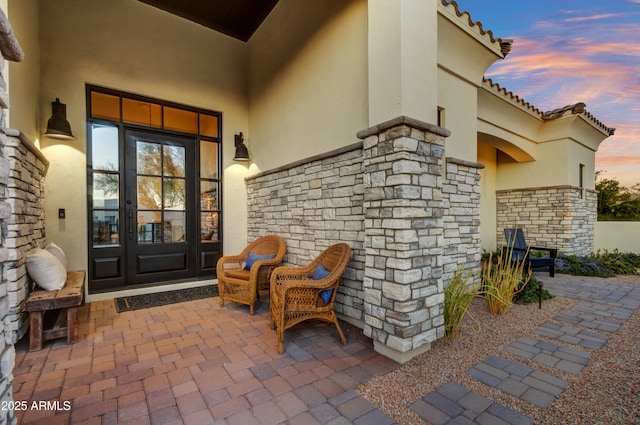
[444,268,477,338]
[556,250,640,277]
[481,246,531,314]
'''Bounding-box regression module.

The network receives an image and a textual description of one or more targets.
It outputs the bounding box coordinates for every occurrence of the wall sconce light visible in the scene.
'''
[45,98,75,140]
[233,132,250,161]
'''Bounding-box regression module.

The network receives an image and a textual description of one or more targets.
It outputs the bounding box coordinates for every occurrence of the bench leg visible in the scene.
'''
[29,311,43,352]
[67,307,78,344]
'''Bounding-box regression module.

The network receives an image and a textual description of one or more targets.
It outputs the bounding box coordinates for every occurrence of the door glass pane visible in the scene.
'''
[137,176,162,210]
[164,107,197,133]
[93,172,119,208]
[93,211,120,246]
[92,124,119,171]
[137,141,161,175]
[201,212,219,242]
[91,92,120,120]
[137,211,162,244]
[165,211,185,243]
[163,178,185,210]
[199,114,218,138]
[200,141,218,179]
[200,181,218,210]
[123,98,162,127]
[163,145,185,177]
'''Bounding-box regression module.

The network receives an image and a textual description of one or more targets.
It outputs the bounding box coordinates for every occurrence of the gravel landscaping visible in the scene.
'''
[357,275,640,425]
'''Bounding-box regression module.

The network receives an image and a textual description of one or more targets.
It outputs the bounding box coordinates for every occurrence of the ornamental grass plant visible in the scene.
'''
[444,268,478,338]
[482,244,532,314]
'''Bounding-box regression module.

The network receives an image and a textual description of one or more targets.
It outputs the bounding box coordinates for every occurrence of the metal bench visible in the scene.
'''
[24,270,86,351]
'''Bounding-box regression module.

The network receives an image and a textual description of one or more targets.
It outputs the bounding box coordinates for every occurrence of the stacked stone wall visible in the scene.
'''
[0,8,27,424]
[442,158,483,284]
[3,130,48,342]
[246,143,366,323]
[496,186,597,256]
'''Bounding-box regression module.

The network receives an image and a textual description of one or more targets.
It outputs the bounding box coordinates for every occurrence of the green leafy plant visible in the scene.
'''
[481,245,532,314]
[556,250,640,277]
[513,275,554,305]
[444,268,478,338]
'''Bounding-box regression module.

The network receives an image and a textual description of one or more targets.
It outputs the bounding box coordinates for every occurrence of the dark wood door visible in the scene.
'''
[123,129,197,285]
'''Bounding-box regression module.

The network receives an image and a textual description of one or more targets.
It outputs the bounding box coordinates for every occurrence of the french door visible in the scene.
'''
[124,130,196,285]
[87,86,222,294]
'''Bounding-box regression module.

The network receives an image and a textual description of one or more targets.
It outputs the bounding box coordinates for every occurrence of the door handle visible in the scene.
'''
[128,209,133,240]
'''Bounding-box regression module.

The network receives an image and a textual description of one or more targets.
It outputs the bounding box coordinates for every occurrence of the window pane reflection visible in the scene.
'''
[201,212,218,242]
[137,141,161,175]
[165,211,186,243]
[93,172,119,208]
[137,211,161,244]
[93,210,120,246]
[200,141,218,179]
[163,178,185,210]
[92,124,119,171]
[200,181,217,210]
[163,145,185,177]
[137,176,162,210]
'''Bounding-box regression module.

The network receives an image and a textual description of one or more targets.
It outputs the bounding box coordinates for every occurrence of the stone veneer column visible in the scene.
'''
[358,116,450,363]
[0,7,24,425]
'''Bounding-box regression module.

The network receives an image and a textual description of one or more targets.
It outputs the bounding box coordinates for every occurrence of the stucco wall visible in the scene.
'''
[247,0,368,172]
[31,0,251,269]
[478,142,497,251]
[594,222,640,254]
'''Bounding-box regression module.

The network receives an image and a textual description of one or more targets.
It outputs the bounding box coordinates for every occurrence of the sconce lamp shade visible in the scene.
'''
[45,98,75,140]
[233,132,250,161]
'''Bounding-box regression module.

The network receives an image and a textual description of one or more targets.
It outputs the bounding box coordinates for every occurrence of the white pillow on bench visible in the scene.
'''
[26,248,66,291]
[45,242,67,270]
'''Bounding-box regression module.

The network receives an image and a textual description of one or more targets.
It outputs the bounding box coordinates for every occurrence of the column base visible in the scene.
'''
[373,340,432,364]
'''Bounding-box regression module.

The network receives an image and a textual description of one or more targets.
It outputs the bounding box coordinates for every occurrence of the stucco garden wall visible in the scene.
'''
[594,222,640,254]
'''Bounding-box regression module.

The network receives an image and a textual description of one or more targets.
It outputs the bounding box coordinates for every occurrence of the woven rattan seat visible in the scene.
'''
[270,243,351,354]
[217,235,286,315]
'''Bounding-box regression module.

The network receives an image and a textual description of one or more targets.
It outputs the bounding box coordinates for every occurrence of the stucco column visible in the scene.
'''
[367,0,439,125]
[359,116,450,363]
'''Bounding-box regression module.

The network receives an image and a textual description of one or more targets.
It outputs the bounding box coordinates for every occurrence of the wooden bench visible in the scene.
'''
[24,270,86,351]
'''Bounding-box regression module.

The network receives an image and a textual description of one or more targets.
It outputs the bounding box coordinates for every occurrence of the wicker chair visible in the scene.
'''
[270,243,351,354]
[217,235,286,315]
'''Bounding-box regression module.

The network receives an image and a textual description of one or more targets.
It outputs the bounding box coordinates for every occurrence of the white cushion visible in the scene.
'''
[26,248,67,291]
[45,242,67,270]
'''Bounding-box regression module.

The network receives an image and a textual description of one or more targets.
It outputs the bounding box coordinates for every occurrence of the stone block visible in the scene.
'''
[382,281,411,301]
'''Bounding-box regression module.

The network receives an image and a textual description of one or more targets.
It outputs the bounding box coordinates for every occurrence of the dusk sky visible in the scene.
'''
[459,0,640,187]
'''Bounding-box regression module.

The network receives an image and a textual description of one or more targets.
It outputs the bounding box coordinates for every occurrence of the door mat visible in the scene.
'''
[114,285,218,312]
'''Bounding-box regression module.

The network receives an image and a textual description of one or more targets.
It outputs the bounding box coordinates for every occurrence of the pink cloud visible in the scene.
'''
[564,13,621,22]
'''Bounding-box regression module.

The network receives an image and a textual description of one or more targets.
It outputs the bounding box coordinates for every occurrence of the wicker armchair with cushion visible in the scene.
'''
[217,235,286,315]
[270,243,351,354]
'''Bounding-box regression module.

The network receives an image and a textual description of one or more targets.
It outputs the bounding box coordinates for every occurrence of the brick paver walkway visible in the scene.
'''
[13,296,399,425]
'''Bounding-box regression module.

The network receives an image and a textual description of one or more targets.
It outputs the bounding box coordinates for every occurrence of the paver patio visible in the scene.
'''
[13,296,399,425]
[12,273,640,424]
